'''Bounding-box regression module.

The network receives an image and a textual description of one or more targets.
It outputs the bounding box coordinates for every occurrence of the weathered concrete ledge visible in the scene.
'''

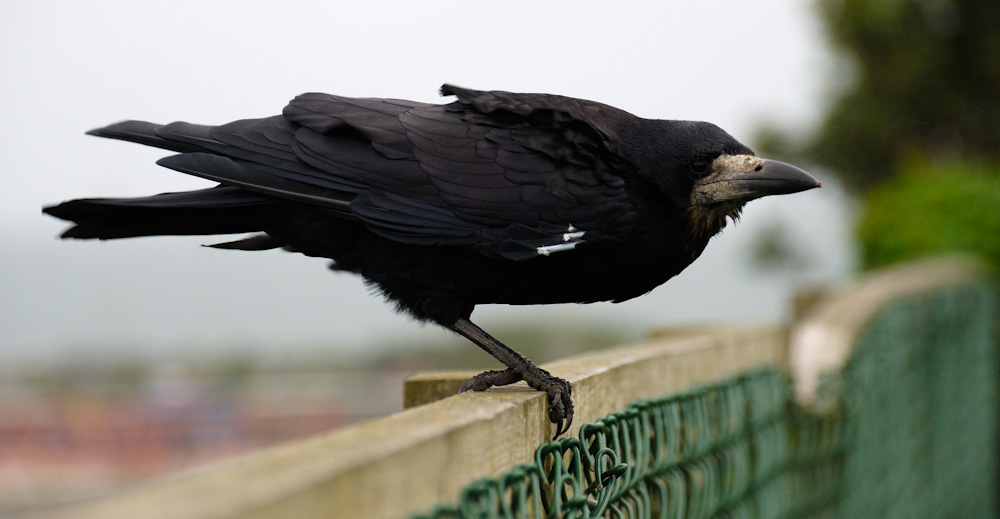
[29,326,785,519]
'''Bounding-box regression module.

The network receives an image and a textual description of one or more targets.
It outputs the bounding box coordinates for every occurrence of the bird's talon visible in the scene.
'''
[542,377,574,438]
[460,379,493,393]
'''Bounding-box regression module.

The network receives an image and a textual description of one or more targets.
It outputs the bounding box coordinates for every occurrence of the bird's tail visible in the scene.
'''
[43,186,281,244]
[84,120,210,153]
[46,118,354,248]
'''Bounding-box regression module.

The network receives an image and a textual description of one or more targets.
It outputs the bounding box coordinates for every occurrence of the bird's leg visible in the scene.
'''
[448,318,574,437]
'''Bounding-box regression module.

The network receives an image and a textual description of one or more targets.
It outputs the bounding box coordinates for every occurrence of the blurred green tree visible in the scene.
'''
[782,0,1000,191]
[857,162,1000,268]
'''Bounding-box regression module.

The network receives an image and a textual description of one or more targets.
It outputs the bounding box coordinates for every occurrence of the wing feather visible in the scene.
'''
[284,87,637,257]
[90,86,638,259]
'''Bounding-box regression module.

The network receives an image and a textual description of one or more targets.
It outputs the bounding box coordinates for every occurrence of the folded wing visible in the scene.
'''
[86,85,639,260]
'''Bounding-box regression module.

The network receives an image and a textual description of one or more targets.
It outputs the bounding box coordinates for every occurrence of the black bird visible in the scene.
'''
[44,85,819,436]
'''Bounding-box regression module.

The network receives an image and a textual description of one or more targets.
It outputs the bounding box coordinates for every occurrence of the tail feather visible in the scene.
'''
[86,120,208,154]
[43,186,279,240]
[55,118,357,243]
[157,153,354,212]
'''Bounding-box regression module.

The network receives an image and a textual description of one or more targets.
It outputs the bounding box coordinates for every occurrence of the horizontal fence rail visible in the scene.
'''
[789,255,987,408]
[25,256,995,519]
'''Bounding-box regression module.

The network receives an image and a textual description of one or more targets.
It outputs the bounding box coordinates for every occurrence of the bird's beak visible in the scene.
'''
[692,154,821,205]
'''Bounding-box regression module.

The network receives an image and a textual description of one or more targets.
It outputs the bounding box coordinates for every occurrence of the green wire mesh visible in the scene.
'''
[834,285,998,518]
[413,283,997,519]
[413,370,842,519]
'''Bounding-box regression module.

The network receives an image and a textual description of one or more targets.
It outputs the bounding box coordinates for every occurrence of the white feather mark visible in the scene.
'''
[536,241,582,256]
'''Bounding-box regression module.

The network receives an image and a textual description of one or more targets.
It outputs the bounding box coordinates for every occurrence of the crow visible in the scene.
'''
[44,85,819,437]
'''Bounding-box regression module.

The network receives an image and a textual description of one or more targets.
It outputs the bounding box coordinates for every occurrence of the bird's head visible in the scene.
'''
[687,151,820,231]
[625,120,820,237]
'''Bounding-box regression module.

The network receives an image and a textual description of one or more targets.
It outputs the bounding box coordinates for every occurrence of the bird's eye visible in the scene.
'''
[689,161,709,175]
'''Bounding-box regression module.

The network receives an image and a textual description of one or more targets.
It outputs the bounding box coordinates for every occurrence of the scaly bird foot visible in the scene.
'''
[460,366,574,438]
[459,367,522,392]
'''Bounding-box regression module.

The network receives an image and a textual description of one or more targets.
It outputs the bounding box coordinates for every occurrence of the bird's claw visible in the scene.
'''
[459,376,490,393]
[459,367,574,439]
[544,376,574,438]
[460,368,521,393]
[519,367,574,437]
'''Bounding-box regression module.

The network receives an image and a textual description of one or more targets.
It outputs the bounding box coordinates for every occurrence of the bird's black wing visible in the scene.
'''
[280,85,638,260]
[106,86,639,260]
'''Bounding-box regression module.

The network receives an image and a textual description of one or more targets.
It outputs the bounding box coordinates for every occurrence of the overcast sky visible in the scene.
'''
[1,0,852,369]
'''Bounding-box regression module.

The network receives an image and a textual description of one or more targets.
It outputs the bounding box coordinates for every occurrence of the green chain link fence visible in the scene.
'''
[413,283,997,519]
